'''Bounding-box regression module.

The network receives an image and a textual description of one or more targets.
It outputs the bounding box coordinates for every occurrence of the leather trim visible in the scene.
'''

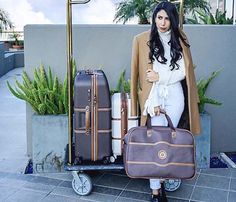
[127,161,195,167]
[112,117,139,121]
[95,74,98,161]
[74,107,111,112]
[91,75,94,161]
[128,141,194,147]
[98,108,111,111]
[74,129,112,133]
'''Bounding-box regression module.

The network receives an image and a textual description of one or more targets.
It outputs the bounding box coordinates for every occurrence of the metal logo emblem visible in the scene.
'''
[158,150,167,160]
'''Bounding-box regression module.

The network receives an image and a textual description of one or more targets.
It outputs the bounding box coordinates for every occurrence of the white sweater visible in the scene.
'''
[143,30,186,117]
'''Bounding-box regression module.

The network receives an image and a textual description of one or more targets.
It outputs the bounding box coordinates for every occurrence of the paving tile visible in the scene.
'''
[200,168,231,177]
[22,181,56,193]
[231,169,236,179]
[196,174,230,190]
[81,192,118,202]
[168,198,189,202]
[0,171,10,182]
[105,169,127,176]
[93,185,122,196]
[191,186,228,202]
[0,178,27,188]
[30,176,62,186]
[116,196,149,202]
[120,190,150,201]
[230,178,236,192]
[6,173,36,182]
[59,180,71,188]
[86,170,105,184]
[41,194,85,202]
[182,173,199,186]
[228,191,236,202]
[125,178,150,193]
[0,185,19,201]
[36,172,73,181]
[95,173,130,189]
[51,186,79,198]
[166,184,194,200]
[4,189,47,202]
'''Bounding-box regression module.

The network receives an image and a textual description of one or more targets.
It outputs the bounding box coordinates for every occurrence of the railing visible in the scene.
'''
[0,31,24,42]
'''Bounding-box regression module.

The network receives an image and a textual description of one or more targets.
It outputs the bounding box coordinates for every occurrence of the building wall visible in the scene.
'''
[24,24,236,156]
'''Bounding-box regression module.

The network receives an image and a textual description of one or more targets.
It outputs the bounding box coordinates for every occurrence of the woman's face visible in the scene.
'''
[155,9,171,33]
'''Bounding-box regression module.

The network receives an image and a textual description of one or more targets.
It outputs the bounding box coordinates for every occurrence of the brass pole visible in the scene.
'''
[179,0,184,29]
[66,0,73,165]
[66,0,91,165]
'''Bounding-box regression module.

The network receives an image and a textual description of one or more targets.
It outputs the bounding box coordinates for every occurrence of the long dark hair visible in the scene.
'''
[148,1,189,70]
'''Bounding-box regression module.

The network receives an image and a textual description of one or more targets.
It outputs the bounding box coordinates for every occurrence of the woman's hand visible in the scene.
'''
[154,106,161,116]
[146,69,159,82]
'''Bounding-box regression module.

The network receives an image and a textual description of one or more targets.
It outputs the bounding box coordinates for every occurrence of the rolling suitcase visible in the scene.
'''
[73,70,112,164]
[111,92,139,158]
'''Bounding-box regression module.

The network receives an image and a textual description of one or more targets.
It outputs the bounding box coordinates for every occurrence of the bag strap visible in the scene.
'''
[146,110,176,136]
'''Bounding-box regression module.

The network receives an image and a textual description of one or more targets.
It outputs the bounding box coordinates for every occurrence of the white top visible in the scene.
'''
[143,30,186,117]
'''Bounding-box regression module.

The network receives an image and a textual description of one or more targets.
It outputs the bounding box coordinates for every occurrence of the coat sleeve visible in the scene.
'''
[130,36,139,116]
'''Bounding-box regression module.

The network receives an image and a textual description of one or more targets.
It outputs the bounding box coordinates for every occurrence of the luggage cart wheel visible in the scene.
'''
[72,171,92,196]
[164,179,181,192]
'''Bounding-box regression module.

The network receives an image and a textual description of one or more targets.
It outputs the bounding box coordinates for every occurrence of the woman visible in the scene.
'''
[130,1,200,202]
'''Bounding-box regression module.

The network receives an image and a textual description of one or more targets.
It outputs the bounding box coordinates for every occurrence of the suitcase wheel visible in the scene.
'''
[103,156,110,164]
[164,179,181,192]
[110,156,116,163]
[72,171,92,196]
[74,157,83,165]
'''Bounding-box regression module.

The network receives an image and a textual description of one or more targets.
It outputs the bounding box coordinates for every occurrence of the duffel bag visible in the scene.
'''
[123,111,196,179]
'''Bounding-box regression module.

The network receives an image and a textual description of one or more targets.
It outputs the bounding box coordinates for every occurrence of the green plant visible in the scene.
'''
[10,31,21,45]
[110,70,130,95]
[187,9,233,24]
[113,0,210,24]
[197,69,222,113]
[114,0,154,24]
[7,62,77,115]
[0,8,13,31]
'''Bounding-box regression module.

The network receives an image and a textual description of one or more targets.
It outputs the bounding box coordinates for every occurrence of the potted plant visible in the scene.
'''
[7,62,77,173]
[196,69,222,168]
[10,31,23,50]
[197,70,222,113]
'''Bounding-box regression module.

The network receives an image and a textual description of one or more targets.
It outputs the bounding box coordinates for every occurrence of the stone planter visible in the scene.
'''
[32,114,68,173]
[195,112,211,168]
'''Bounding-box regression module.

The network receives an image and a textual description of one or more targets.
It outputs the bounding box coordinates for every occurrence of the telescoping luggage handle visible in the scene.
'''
[146,110,176,138]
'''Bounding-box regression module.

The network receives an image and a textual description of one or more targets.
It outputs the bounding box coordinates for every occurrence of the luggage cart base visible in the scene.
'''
[64,144,124,195]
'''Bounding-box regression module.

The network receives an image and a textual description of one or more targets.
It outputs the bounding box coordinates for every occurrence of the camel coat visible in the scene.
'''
[130,29,201,135]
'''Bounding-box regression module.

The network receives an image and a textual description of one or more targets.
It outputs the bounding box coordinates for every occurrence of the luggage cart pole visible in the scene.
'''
[66,0,91,165]
[179,0,184,29]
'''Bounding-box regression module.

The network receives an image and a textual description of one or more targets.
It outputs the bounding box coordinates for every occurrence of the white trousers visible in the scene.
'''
[149,82,185,190]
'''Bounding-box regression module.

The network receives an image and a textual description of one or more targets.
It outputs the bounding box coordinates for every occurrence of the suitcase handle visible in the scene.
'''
[85,106,90,135]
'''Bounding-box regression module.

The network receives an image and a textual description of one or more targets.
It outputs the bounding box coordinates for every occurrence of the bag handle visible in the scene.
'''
[85,106,90,135]
[146,109,176,137]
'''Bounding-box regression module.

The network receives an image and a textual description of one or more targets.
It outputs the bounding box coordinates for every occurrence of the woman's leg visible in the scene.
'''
[149,83,185,200]
[149,115,167,191]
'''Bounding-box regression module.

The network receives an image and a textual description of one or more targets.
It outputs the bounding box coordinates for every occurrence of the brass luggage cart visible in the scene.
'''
[64,0,185,196]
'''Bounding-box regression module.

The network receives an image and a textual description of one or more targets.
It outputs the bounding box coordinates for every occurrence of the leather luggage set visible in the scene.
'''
[111,93,139,159]
[73,70,112,163]
[123,112,196,179]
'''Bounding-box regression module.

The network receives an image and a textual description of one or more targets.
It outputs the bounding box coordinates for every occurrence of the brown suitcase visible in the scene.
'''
[73,70,112,164]
[123,112,196,179]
